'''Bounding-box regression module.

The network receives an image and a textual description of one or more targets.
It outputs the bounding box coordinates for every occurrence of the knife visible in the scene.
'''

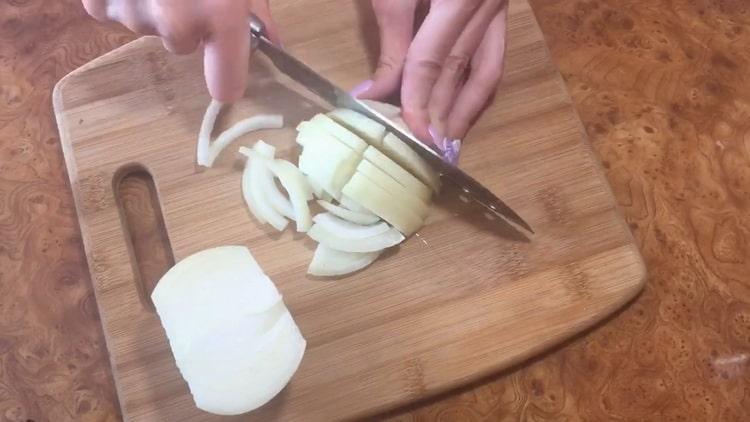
[249,16,533,234]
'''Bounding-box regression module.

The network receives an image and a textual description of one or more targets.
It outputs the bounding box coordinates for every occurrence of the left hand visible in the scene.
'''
[353,0,509,150]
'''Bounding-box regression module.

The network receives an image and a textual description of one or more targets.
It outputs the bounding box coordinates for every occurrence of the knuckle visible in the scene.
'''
[443,54,470,76]
[406,56,443,79]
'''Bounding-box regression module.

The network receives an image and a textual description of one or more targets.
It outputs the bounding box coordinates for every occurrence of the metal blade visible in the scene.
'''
[253,35,533,234]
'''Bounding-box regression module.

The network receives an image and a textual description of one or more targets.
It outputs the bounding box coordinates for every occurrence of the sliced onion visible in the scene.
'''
[197,100,223,167]
[313,212,389,238]
[317,200,380,225]
[308,222,404,253]
[339,195,372,214]
[196,98,283,168]
[381,132,441,193]
[308,244,382,277]
[341,172,424,236]
[303,114,368,153]
[328,108,386,147]
[363,146,431,201]
[298,137,358,199]
[269,159,313,232]
[240,145,289,231]
[356,159,429,219]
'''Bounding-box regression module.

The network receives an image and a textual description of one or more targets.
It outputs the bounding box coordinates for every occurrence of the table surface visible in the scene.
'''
[1,0,748,421]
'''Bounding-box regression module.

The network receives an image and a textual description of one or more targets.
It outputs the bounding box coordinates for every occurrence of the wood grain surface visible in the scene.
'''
[52,0,643,419]
[0,2,747,422]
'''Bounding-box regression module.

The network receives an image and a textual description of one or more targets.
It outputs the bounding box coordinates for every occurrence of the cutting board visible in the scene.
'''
[53,0,645,420]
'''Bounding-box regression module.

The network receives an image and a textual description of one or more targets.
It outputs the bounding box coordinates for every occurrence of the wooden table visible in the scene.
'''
[1,0,748,420]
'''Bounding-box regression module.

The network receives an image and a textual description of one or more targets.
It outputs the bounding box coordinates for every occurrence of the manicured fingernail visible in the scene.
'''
[428,125,447,151]
[443,139,462,165]
[350,80,373,98]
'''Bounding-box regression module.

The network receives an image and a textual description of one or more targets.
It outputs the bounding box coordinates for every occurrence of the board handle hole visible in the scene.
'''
[114,166,175,312]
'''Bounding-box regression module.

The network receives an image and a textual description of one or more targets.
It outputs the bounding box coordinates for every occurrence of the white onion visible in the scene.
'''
[356,159,429,219]
[302,114,368,153]
[308,244,382,277]
[328,108,386,147]
[151,246,306,415]
[363,146,431,201]
[339,195,372,214]
[317,200,379,225]
[269,159,313,232]
[381,132,441,193]
[312,212,390,238]
[240,145,289,232]
[307,222,404,253]
[196,99,283,167]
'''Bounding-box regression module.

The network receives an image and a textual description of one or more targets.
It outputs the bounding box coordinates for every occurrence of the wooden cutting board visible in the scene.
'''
[52,0,645,420]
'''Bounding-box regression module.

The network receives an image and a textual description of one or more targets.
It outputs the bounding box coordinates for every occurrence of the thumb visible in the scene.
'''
[354,0,418,100]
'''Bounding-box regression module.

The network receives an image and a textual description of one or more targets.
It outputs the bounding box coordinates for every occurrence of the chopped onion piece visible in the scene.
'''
[356,159,429,219]
[298,135,358,199]
[317,200,380,225]
[312,212,389,238]
[301,114,368,153]
[308,244,382,277]
[308,222,404,253]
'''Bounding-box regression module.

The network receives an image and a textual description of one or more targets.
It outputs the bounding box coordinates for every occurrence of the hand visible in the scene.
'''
[82,0,281,102]
[353,0,508,151]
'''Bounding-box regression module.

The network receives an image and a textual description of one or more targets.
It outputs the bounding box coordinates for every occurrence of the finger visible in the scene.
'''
[106,0,158,35]
[401,0,483,143]
[428,0,503,136]
[354,0,419,100]
[82,0,108,21]
[447,6,508,140]
[203,6,251,102]
[154,2,204,54]
[248,0,283,47]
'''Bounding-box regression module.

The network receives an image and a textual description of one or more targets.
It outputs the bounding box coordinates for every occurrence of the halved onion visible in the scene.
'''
[307,221,404,253]
[197,100,283,167]
[151,246,306,416]
[308,244,382,277]
[317,200,379,225]
[313,212,389,238]
[328,108,386,147]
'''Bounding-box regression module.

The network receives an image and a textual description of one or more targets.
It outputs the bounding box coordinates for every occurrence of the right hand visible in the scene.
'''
[82,0,281,102]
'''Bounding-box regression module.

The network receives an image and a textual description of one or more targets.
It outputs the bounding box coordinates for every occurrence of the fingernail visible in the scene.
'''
[428,125,448,151]
[350,80,373,98]
[443,139,462,165]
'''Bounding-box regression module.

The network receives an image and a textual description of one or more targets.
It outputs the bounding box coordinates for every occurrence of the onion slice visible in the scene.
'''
[196,99,283,167]
[317,200,380,225]
[313,212,390,238]
[308,244,382,277]
[308,222,404,253]
[269,159,313,232]
[240,144,289,231]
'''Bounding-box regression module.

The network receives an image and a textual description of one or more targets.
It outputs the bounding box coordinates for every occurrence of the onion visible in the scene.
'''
[197,100,223,167]
[356,159,429,219]
[328,108,386,147]
[339,195,372,214]
[381,133,441,193]
[298,134,358,199]
[196,99,283,167]
[313,212,389,238]
[300,114,368,153]
[240,144,289,231]
[307,221,404,253]
[308,244,382,277]
[269,159,313,232]
[151,246,306,415]
[317,200,380,225]
[341,172,424,236]
[363,146,431,201]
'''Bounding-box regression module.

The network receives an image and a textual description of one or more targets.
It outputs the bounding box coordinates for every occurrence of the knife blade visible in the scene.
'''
[249,16,533,234]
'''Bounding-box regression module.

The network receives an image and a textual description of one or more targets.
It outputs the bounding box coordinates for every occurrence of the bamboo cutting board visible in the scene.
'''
[53,0,646,420]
